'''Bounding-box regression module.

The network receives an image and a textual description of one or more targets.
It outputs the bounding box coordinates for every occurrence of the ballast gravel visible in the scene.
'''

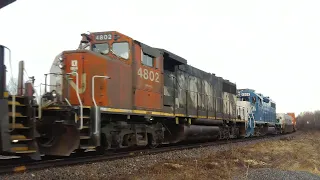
[0,135,306,180]
[234,168,320,180]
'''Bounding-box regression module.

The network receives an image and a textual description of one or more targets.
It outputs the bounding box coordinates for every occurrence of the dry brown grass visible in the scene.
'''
[112,131,320,180]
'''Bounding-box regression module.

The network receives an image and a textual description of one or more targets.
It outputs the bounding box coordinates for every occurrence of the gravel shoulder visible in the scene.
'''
[236,168,320,180]
[0,131,318,180]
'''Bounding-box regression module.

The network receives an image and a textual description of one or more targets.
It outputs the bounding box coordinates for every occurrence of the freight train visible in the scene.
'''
[0,31,296,160]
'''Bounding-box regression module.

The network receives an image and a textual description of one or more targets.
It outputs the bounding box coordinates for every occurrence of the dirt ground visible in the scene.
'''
[114,131,320,180]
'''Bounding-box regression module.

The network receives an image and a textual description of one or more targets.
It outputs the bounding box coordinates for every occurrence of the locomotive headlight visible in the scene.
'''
[58,63,64,69]
[51,90,57,97]
[57,56,64,69]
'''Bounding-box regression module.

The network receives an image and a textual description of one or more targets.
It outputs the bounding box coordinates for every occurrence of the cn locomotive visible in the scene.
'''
[0,31,296,160]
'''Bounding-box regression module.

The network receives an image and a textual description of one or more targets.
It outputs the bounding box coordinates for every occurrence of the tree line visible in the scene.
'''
[296,110,320,131]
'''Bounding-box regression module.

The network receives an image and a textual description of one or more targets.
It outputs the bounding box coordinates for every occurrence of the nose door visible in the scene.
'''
[64,53,86,105]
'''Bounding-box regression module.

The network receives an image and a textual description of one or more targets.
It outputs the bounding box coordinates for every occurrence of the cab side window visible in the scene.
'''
[142,52,154,67]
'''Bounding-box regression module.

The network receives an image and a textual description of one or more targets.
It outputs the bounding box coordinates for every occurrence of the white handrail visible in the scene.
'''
[92,75,110,135]
[69,72,83,130]
[38,83,45,119]
[11,95,16,131]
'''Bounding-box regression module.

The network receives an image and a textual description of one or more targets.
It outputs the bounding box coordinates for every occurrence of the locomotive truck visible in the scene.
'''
[0,31,296,160]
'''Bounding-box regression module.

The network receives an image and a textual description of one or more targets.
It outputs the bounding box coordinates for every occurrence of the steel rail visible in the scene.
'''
[0,132,297,175]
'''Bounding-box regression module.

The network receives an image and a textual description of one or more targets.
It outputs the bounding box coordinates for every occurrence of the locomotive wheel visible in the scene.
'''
[147,133,160,149]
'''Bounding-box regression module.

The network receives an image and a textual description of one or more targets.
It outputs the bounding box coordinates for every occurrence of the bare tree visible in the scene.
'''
[296,110,320,131]
[6,77,18,95]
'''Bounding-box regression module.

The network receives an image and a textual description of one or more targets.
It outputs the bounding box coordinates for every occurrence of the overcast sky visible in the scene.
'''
[0,0,319,115]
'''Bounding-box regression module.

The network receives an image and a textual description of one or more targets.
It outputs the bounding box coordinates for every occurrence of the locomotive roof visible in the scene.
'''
[156,48,187,65]
[134,40,162,57]
[133,40,187,65]
[0,0,16,9]
[238,89,276,103]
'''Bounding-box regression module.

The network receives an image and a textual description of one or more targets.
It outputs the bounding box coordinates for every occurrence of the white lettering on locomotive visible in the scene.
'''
[95,34,112,41]
[241,93,250,96]
[137,67,160,83]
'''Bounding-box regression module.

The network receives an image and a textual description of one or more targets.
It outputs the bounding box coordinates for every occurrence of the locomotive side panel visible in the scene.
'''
[175,65,207,117]
[196,67,211,118]
[203,77,214,119]
[214,77,224,119]
[163,70,175,113]
[222,81,237,120]
[63,51,133,108]
[175,68,188,115]
[173,64,230,119]
[105,55,133,109]
[132,42,164,111]
[187,75,201,117]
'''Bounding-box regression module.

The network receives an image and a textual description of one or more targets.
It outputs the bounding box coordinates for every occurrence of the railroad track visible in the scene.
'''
[0,132,297,175]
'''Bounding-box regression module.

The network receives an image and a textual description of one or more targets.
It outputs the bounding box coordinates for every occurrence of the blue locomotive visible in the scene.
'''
[237,89,278,137]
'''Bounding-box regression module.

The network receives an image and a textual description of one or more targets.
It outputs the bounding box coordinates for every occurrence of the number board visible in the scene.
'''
[137,67,160,83]
[241,93,250,96]
[95,34,112,41]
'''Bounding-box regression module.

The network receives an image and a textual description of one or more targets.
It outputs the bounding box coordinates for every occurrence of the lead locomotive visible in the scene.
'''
[0,31,296,160]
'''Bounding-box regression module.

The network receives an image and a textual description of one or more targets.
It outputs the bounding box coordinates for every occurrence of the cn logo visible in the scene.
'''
[68,73,87,94]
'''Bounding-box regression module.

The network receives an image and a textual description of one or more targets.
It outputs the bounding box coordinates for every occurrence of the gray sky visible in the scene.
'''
[0,0,318,115]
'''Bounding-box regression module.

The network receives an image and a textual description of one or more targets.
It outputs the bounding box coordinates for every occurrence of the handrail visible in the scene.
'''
[10,95,16,131]
[68,72,83,130]
[38,83,45,119]
[39,72,67,119]
[92,75,110,135]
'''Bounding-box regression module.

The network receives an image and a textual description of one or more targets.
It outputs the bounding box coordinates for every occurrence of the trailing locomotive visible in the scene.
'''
[276,113,295,133]
[237,89,281,136]
[0,31,296,160]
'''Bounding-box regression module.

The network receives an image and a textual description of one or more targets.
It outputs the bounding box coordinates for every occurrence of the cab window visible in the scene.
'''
[112,42,129,59]
[142,53,154,67]
[92,43,109,55]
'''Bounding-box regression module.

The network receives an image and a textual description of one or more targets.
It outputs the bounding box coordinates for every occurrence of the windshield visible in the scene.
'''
[92,43,109,55]
[112,42,129,59]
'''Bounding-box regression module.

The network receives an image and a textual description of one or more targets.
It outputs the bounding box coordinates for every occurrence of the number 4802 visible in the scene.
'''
[137,67,159,83]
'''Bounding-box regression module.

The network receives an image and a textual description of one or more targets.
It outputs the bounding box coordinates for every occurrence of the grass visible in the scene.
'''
[112,131,320,180]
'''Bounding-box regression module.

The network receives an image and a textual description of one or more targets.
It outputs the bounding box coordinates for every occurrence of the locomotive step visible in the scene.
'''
[10,135,32,141]
[78,116,90,119]
[11,149,37,154]
[8,112,27,117]
[9,123,30,129]
[10,146,37,153]
[8,101,26,106]
[79,145,96,150]
[80,136,90,140]
[4,91,9,98]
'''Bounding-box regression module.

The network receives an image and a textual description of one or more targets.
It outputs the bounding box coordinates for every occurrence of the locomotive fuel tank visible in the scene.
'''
[164,123,221,143]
